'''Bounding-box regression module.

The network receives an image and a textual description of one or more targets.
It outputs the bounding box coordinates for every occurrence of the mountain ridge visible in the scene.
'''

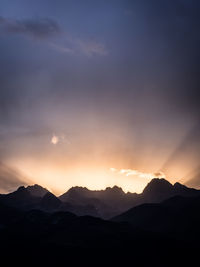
[1,178,200,219]
[1,178,200,266]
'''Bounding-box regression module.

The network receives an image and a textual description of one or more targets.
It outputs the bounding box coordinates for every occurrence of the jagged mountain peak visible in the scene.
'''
[17,186,26,191]
[63,185,124,195]
[106,185,123,191]
[142,178,173,194]
[67,186,90,193]
[104,186,125,195]
[26,184,49,197]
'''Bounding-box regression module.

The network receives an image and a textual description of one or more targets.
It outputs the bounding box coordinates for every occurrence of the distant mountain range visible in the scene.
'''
[1,178,200,266]
[1,178,200,219]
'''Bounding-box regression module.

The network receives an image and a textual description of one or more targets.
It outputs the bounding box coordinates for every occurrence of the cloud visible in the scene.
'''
[77,39,107,56]
[0,16,61,39]
[0,162,28,193]
[0,16,107,56]
[48,42,74,54]
[110,168,165,179]
[50,37,108,56]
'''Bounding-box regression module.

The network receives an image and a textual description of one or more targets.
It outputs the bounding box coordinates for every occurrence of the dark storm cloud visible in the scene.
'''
[0,16,61,39]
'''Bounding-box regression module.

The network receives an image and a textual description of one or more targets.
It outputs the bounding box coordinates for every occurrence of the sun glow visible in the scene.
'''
[51,135,59,145]
[6,157,166,195]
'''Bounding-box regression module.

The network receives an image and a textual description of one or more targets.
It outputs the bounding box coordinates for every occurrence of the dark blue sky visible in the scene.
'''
[0,0,200,193]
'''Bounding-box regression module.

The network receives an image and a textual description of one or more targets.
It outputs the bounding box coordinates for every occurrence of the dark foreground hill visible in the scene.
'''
[0,195,200,267]
[0,179,200,266]
[112,195,200,237]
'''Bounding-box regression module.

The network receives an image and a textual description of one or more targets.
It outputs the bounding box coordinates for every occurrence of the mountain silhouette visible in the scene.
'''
[59,178,200,218]
[112,194,200,236]
[141,178,200,202]
[59,185,126,205]
[1,178,200,218]
[39,192,62,211]
[26,184,49,197]
[59,185,131,218]
[0,179,200,266]
[0,185,40,209]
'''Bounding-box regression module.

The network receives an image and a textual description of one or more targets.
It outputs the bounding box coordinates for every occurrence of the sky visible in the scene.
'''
[0,0,200,195]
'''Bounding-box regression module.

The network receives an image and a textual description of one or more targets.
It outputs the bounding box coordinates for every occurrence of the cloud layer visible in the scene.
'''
[110,168,165,180]
[0,15,107,56]
[0,16,61,39]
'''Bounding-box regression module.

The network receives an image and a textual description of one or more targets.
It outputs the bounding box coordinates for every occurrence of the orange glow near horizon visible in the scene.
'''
[2,139,194,195]
[2,115,197,195]
[4,157,182,196]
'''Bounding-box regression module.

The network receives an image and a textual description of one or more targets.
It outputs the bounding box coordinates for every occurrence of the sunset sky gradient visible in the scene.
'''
[0,0,200,194]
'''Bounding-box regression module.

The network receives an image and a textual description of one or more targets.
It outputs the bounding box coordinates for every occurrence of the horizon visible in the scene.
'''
[2,176,194,197]
[0,160,179,195]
